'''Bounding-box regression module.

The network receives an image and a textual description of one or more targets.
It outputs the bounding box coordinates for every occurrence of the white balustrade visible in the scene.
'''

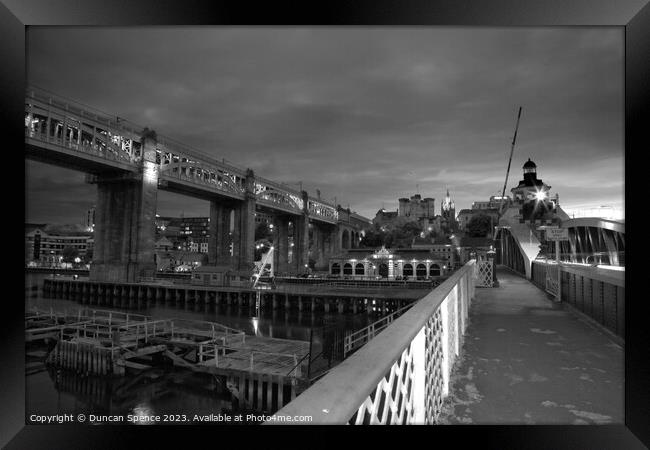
[268,260,477,425]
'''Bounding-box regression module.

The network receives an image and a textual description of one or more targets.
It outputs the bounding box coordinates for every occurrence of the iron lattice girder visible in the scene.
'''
[25,87,346,222]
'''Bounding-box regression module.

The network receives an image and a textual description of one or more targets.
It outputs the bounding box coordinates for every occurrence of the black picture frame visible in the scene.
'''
[3,0,648,448]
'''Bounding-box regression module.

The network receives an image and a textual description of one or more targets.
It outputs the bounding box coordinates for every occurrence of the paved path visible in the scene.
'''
[439,269,623,425]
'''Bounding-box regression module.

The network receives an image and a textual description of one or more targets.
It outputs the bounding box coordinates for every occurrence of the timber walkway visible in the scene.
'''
[438,269,623,425]
[26,306,310,412]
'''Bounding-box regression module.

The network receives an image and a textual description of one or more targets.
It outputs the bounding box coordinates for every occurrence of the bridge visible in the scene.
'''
[265,254,623,424]
[25,86,370,282]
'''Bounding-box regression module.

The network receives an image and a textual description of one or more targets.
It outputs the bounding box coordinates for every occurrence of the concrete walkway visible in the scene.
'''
[439,269,623,425]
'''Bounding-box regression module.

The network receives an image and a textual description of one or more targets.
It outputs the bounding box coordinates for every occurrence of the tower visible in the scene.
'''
[441,189,456,230]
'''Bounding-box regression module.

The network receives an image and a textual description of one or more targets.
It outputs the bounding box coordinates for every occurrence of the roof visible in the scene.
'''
[156,236,173,245]
[194,264,233,273]
[42,223,92,236]
[523,158,537,169]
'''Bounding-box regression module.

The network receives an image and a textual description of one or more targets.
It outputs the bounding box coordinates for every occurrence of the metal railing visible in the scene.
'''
[530,259,625,337]
[343,303,415,358]
[196,342,302,375]
[267,260,477,424]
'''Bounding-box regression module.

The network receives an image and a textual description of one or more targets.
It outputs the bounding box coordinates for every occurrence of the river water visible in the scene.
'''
[25,272,375,424]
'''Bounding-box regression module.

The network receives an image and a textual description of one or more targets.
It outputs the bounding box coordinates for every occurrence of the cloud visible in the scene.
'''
[26,27,623,222]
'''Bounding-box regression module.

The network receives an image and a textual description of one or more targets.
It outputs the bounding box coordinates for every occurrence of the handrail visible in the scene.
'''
[267,260,476,424]
[343,302,415,357]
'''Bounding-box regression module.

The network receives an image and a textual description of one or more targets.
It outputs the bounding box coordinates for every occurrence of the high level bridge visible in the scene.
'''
[25,86,370,282]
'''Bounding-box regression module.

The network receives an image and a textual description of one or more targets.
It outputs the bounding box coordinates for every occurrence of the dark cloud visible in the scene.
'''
[26,27,624,223]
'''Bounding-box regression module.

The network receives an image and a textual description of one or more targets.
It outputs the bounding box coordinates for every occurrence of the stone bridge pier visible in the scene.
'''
[311,224,338,271]
[208,169,256,271]
[273,214,290,275]
[90,133,158,283]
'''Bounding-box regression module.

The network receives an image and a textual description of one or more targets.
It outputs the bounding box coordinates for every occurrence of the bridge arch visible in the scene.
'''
[495,227,528,277]
[561,218,625,266]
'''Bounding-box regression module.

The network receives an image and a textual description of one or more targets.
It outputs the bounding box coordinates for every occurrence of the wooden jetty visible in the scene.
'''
[42,277,427,315]
[26,307,310,411]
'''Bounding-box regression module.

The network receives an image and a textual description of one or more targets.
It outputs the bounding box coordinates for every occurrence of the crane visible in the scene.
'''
[499,106,523,215]
[251,246,274,288]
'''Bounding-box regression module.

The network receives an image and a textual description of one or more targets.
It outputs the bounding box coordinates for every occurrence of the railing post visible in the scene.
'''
[145,317,148,343]
[250,352,254,370]
[294,355,301,377]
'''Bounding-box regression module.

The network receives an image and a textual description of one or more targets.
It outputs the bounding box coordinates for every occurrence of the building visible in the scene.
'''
[328,246,451,280]
[509,158,563,222]
[154,250,208,272]
[456,209,474,231]
[156,216,210,252]
[472,195,510,211]
[373,209,399,228]
[399,194,436,220]
[373,190,458,234]
[411,237,458,267]
[26,225,93,265]
[440,189,457,230]
[155,236,174,252]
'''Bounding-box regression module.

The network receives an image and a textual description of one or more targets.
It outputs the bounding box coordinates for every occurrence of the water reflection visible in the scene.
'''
[25,271,376,422]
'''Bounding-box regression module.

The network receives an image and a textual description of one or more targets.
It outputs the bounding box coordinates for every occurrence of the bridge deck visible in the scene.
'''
[439,268,623,425]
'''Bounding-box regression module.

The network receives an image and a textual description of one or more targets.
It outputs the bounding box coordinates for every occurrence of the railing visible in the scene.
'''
[474,260,494,288]
[196,343,303,376]
[267,260,477,424]
[25,86,351,221]
[531,259,625,338]
[25,129,136,165]
[343,303,415,358]
[26,306,247,344]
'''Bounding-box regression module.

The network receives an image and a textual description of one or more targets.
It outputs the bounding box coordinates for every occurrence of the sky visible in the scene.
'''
[25,27,624,224]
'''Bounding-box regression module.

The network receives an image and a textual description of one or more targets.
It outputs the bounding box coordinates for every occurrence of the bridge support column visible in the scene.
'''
[208,201,231,265]
[233,170,256,271]
[273,215,290,275]
[293,191,310,274]
[90,132,158,283]
[312,225,329,271]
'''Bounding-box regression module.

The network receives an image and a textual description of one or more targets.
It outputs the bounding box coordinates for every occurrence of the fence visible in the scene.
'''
[267,260,477,424]
[343,303,414,358]
[531,260,625,338]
